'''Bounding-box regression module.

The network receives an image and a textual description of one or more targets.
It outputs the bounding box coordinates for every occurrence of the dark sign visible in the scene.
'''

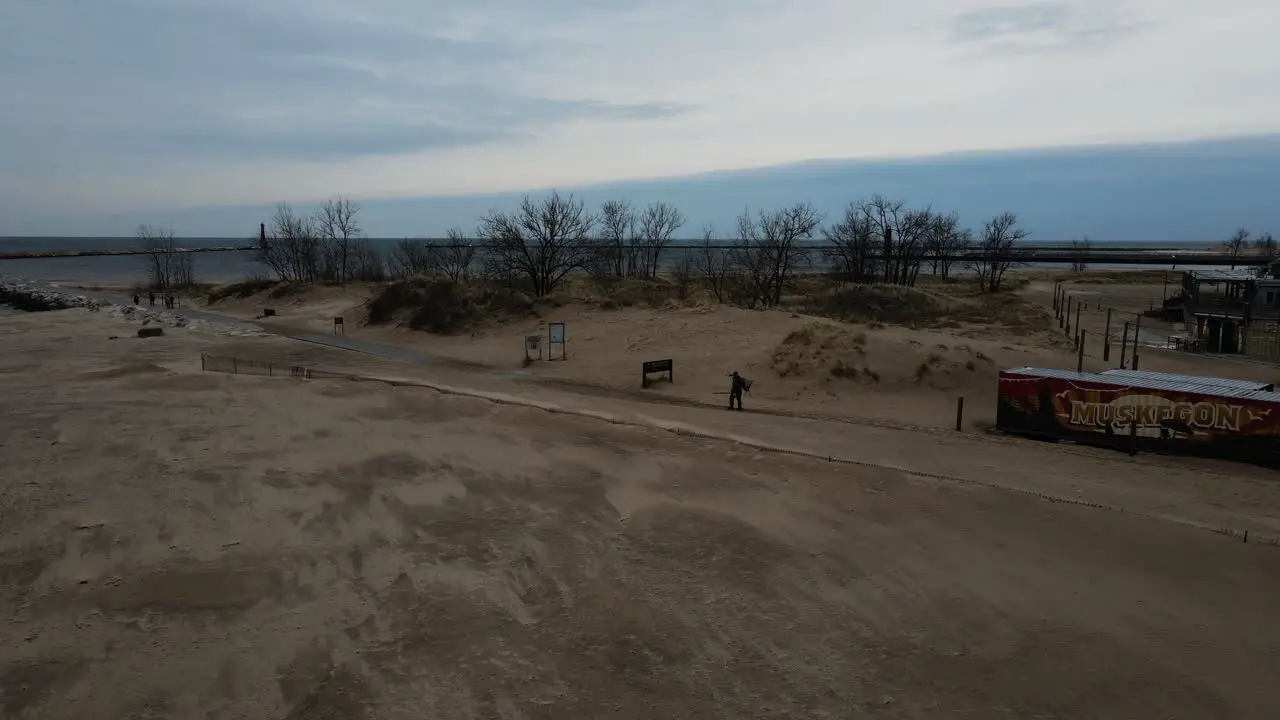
[642,359,673,388]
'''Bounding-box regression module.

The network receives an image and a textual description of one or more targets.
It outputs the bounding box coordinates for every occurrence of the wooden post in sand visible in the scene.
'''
[1065,296,1072,333]
[1074,301,1082,338]
[1119,322,1130,368]
[1132,315,1142,370]
[1077,330,1086,373]
[955,397,964,432]
[1053,280,1061,313]
[1102,308,1113,362]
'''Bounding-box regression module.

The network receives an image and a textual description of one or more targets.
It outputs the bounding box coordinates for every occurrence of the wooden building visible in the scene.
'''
[1176,264,1280,358]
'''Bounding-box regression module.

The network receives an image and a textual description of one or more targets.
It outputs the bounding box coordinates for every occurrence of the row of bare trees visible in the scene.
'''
[820,196,977,285]
[252,190,1030,302]
[258,198,385,283]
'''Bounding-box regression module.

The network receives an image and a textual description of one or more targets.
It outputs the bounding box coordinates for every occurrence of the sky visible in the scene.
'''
[1,0,1278,236]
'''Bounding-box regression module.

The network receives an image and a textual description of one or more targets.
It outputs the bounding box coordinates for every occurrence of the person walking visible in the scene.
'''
[148,292,155,306]
[133,294,140,306]
[728,371,746,410]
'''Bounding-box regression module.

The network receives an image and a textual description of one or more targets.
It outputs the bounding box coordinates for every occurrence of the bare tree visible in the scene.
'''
[823,204,877,282]
[671,250,696,300]
[429,228,477,282]
[347,238,386,281]
[922,212,970,280]
[173,247,195,289]
[475,191,597,297]
[731,203,823,308]
[595,200,638,277]
[260,203,321,282]
[138,224,173,290]
[1253,232,1278,264]
[1070,236,1091,273]
[897,208,935,286]
[1227,228,1250,269]
[389,238,432,278]
[967,212,1029,293]
[637,202,685,278]
[137,224,195,290]
[856,195,901,283]
[852,195,932,285]
[694,226,733,303]
[315,196,361,283]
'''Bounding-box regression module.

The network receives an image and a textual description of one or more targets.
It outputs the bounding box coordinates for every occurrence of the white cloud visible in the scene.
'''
[1,0,1277,219]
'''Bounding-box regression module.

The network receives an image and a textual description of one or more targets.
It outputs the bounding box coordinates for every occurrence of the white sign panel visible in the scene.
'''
[549,322,565,344]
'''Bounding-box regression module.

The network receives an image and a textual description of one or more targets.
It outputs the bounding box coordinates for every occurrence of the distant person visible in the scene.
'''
[148,292,155,306]
[133,294,140,306]
[728,371,748,410]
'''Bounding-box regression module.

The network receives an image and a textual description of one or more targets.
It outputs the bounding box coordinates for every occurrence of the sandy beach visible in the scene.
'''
[3,272,1280,718]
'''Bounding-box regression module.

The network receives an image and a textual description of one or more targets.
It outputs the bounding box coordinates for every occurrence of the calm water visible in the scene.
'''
[0,236,1213,286]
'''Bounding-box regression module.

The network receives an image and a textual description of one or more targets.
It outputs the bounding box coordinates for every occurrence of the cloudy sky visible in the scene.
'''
[1,0,1277,226]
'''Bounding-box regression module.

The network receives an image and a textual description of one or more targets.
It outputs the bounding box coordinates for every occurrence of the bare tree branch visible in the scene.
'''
[315,196,361,284]
[967,212,1029,293]
[137,225,193,290]
[1253,232,1277,266]
[1227,228,1250,269]
[475,191,598,296]
[731,203,823,307]
[260,203,321,282]
[429,228,476,282]
[637,202,685,279]
[694,226,733,303]
[822,204,877,283]
[388,238,430,278]
[596,200,638,278]
[922,211,970,280]
[1070,236,1091,273]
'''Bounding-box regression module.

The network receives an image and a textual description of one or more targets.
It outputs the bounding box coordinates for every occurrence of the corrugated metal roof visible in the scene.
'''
[1099,369,1274,392]
[1189,269,1260,282]
[1001,366,1280,402]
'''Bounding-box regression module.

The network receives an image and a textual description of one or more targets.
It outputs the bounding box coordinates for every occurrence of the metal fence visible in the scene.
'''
[200,352,312,378]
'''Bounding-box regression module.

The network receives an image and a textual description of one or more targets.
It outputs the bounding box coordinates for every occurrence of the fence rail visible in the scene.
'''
[200,352,313,378]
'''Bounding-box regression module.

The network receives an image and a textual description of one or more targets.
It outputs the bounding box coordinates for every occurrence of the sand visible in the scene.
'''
[3,275,1280,718]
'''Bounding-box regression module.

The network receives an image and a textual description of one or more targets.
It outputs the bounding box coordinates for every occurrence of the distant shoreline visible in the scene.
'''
[0,245,255,260]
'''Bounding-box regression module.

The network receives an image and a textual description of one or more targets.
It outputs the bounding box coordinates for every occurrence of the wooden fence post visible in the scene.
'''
[1119,322,1130,368]
[955,397,964,432]
[1132,314,1142,370]
[1102,308,1112,362]
[1077,330,1086,372]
